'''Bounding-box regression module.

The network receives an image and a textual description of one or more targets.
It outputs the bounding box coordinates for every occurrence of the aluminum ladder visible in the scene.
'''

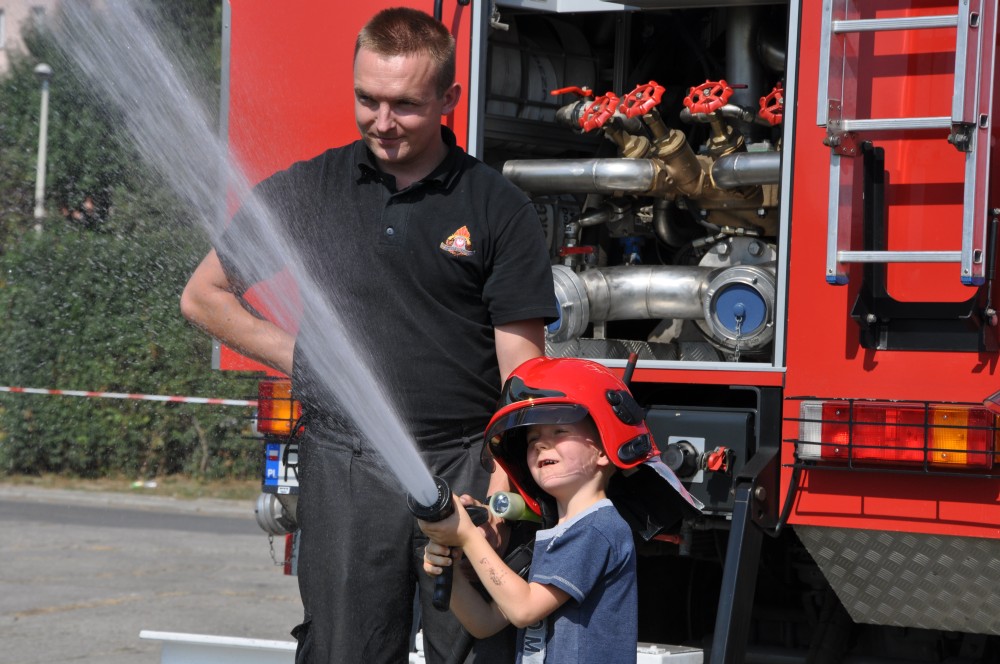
[818,0,998,286]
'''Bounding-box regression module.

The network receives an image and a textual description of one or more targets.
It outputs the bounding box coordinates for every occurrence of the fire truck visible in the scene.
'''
[222,0,1000,661]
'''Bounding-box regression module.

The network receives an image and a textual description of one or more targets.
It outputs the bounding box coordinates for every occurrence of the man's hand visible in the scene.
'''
[180,251,295,375]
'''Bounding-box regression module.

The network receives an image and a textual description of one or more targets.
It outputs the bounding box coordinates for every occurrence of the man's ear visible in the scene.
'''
[441,82,461,115]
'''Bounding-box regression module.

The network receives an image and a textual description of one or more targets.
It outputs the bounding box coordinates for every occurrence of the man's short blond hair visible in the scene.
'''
[355,8,456,98]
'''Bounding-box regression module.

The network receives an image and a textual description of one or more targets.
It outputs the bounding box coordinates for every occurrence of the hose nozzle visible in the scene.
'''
[407,476,454,522]
[408,476,456,611]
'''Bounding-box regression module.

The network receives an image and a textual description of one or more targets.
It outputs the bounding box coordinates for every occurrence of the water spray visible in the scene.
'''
[407,476,488,611]
[51,1,442,507]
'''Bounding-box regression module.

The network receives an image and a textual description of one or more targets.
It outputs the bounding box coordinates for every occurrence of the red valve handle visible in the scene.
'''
[579,92,620,132]
[705,447,731,472]
[758,83,784,126]
[619,81,665,118]
[558,245,596,257]
[683,79,733,115]
[550,85,593,98]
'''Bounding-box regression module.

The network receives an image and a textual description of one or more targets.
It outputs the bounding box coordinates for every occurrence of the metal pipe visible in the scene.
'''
[33,63,53,230]
[502,158,657,194]
[550,264,717,342]
[578,207,613,227]
[681,104,763,126]
[758,33,787,73]
[434,0,472,21]
[577,265,715,321]
[726,6,765,113]
[715,103,756,125]
[652,199,684,248]
[712,151,782,188]
[555,102,645,134]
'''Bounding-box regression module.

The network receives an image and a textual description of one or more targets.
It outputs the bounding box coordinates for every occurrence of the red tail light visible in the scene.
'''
[798,401,998,469]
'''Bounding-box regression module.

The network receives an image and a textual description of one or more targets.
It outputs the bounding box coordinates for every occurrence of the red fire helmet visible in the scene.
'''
[483,356,659,518]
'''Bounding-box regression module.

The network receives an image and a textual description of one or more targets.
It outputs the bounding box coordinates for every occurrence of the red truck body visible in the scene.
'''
[225,1,1000,661]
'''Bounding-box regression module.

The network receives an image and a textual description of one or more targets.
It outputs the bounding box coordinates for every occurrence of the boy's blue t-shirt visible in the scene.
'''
[516,499,638,664]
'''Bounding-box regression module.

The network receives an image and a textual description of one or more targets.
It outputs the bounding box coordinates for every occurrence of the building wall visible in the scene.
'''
[0,0,61,74]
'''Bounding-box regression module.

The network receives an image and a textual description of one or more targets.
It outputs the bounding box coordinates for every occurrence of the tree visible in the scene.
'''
[0,221,258,479]
[0,0,223,239]
[0,1,258,481]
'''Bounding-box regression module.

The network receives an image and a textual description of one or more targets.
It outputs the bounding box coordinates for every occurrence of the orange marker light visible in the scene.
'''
[257,380,302,436]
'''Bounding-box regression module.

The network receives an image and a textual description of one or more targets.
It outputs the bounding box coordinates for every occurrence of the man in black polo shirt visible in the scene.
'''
[180,7,556,664]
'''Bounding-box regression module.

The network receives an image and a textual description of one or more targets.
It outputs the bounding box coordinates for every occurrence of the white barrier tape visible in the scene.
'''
[0,386,256,407]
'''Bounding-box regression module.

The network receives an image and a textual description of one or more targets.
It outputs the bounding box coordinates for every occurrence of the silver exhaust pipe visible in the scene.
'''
[502,158,658,194]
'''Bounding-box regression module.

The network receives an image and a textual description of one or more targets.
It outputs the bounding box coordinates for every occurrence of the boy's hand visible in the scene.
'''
[423,540,455,577]
[482,511,511,555]
[416,494,475,547]
[458,494,508,554]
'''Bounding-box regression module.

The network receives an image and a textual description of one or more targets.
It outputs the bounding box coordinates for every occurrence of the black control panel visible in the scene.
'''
[645,406,755,514]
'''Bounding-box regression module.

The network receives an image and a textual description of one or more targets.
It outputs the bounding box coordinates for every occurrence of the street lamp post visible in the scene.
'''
[33,62,53,232]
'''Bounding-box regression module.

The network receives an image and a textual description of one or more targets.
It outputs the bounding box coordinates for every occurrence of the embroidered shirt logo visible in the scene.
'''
[440,226,475,256]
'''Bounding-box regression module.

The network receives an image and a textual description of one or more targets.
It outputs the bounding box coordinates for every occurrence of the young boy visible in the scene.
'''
[418,356,660,664]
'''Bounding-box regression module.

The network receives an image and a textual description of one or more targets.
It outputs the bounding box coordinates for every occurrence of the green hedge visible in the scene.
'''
[0,1,260,481]
[0,220,259,479]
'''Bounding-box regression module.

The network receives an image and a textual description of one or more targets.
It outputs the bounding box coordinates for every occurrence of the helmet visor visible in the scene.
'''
[482,403,589,471]
[499,374,568,409]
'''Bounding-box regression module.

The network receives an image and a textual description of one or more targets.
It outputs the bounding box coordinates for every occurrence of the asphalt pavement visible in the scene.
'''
[0,483,302,664]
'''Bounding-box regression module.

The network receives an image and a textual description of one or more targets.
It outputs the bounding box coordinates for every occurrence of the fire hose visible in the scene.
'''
[410,481,538,664]
[407,476,490,611]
